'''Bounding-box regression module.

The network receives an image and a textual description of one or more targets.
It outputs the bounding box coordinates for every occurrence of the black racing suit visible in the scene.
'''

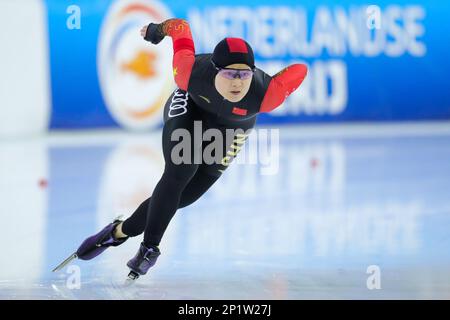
[122,54,272,246]
[121,19,307,247]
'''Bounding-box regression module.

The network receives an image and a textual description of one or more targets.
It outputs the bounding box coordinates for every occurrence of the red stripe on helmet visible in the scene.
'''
[226,38,248,53]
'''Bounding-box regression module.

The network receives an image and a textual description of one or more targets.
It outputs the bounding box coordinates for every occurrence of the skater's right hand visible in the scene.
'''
[141,23,165,44]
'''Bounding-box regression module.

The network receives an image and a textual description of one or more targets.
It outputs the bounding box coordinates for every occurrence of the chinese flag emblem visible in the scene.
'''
[232,107,247,116]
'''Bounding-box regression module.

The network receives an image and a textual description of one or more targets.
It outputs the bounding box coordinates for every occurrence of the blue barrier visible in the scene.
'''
[46,0,450,129]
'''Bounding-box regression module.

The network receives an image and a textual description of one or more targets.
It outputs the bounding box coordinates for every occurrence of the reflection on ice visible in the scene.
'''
[1,123,450,299]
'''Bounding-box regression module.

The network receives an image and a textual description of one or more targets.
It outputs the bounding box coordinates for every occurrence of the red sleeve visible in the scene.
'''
[162,19,195,91]
[260,64,308,113]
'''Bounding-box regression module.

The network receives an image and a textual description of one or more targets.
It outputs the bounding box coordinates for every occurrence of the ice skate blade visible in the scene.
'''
[52,253,78,272]
[127,270,140,281]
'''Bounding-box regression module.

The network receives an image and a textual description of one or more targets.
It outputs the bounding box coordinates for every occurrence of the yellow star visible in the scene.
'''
[173,67,178,77]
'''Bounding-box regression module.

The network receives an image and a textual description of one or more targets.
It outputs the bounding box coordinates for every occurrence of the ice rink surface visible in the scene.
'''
[1,122,450,299]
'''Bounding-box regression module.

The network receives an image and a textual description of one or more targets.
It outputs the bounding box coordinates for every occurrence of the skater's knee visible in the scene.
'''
[178,170,220,208]
[163,163,198,185]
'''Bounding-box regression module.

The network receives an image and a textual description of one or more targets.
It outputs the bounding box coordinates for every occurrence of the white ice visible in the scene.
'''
[1,122,450,299]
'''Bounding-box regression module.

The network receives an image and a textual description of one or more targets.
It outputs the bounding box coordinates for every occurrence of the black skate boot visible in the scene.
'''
[126,242,161,280]
[53,218,128,272]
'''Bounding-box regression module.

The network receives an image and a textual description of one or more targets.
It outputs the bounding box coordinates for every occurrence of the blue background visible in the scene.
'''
[45,0,450,129]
